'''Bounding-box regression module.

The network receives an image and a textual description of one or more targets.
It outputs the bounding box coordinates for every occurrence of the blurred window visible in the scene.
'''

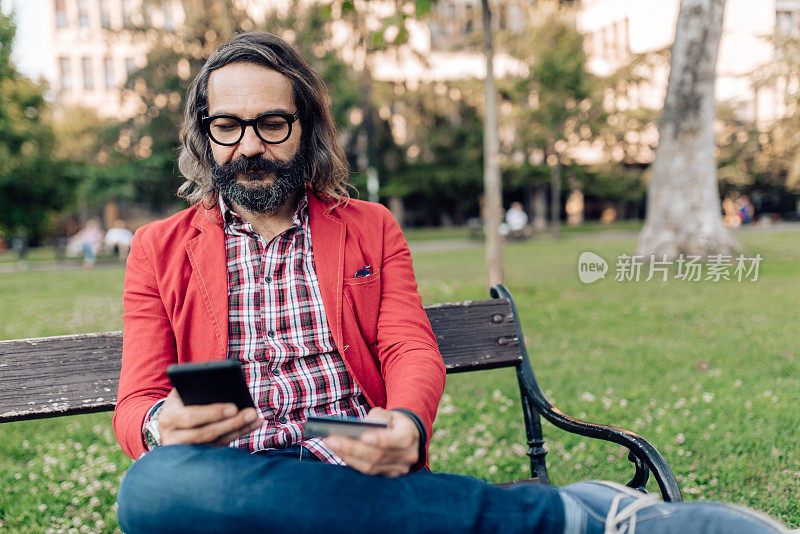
[99,0,112,28]
[776,10,800,36]
[82,57,94,90]
[464,4,475,34]
[55,0,68,28]
[104,57,115,89]
[163,1,174,30]
[122,0,133,26]
[59,57,72,92]
[78,0,90,29]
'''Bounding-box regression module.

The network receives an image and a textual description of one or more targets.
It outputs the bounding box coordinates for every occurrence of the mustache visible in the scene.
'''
[213,155,295,180]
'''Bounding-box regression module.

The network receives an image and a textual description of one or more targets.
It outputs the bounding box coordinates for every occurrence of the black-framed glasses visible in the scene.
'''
[201,111,300,146]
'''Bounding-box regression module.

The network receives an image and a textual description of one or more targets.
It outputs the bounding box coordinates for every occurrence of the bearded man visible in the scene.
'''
[114,32,787,534]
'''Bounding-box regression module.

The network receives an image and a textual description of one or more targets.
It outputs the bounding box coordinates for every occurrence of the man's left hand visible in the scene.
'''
[323,408,419,477]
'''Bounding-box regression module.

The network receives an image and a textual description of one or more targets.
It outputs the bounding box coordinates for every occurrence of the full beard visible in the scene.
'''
[211,151,307,214]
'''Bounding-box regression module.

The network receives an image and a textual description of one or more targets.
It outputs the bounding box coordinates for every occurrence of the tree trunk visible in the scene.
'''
[549,157,561,239]
[637,0,737,259]
[481,0,504,286]
[532,185,547,233]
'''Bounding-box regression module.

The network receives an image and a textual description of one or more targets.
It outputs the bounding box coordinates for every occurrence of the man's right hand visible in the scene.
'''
[158,389,263,446]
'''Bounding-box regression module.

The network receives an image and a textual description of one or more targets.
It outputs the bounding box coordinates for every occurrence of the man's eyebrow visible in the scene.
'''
[207,108,296,117]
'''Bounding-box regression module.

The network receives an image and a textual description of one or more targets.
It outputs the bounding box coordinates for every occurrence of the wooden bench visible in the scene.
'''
[0,284,682,502]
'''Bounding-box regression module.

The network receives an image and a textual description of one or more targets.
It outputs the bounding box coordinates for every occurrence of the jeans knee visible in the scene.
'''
[116,445,200,532]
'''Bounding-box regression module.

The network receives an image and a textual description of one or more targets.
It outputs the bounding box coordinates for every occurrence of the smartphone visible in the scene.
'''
[166,360,256,410]
[304,414,388,440]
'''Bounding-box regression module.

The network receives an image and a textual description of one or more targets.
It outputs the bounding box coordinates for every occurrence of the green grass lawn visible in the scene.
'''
[1,228,799,532]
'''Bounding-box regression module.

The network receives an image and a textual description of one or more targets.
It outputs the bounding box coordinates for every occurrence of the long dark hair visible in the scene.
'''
[177,32,350,207]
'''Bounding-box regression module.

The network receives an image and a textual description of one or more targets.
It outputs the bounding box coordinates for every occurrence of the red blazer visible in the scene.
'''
[113,192,446,461]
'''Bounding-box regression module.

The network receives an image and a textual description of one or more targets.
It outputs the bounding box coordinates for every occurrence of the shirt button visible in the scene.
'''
[268,329,275,338]
[278,416,287,424]
[265,275,272,283]
[273,368,281,376]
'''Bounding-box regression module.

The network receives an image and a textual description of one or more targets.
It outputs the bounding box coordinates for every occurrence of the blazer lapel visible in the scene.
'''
[308,194,346,352]
[185,206,229,360]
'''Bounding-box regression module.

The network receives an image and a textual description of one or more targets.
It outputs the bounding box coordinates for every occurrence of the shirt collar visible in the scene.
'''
[219,192,308,235]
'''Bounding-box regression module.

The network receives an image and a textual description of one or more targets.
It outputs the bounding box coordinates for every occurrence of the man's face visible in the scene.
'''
[206,62,305,213]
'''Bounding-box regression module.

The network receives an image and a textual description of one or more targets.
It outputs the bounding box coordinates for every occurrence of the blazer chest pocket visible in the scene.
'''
[342,271,381,346]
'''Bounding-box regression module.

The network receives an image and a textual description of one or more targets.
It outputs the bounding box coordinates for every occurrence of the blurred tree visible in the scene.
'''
[478,0,504,286]
[751,32,800,194]
[501,1,595,238]
[637,0,738,258]
[93,0,255,211]
[376,81,484,225]
[0,5,74,243]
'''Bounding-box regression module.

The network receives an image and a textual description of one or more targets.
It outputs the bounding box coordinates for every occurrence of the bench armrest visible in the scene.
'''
[491,285,683,503]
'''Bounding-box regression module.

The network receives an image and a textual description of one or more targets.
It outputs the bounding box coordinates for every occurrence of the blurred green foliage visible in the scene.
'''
[4,0,799,241]
[0,5,76,243]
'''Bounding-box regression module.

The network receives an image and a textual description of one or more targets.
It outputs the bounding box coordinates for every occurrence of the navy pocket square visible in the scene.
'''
[354,265,373,278]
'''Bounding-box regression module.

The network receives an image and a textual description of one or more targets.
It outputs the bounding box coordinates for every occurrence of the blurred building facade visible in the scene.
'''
[48,0,183,118]
[578,0,795,127]
[45,0,796,127]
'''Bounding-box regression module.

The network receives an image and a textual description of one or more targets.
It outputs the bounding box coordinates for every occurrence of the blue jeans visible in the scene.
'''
[117,445,787,534]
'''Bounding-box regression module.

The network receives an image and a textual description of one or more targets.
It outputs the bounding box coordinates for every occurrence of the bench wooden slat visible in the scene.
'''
[0,299,519,422]
[0,332,123,422]
[426,299,522,372]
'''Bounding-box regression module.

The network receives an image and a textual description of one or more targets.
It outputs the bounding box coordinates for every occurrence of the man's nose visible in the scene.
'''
[236,125,266,158]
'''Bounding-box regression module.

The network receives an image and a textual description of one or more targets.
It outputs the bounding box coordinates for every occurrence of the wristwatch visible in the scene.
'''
[143,402,164,450]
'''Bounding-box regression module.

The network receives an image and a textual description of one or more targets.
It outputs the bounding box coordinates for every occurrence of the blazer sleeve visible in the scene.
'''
[374,207,446,462]
[112,229,176,460]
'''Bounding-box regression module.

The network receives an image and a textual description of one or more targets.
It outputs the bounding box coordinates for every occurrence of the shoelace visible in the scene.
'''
[604,491,661,534]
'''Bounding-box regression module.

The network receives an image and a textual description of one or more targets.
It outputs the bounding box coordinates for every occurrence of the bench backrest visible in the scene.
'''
[0,287,684,502]
[0,298,520,423]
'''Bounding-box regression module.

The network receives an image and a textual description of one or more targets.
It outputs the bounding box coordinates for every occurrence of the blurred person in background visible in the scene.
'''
[77,219,104,269]
[505,201,530,239]
[105,220,134,263]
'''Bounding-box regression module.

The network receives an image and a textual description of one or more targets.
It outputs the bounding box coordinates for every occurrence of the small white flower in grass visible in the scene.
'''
[579,392,595,402]
[474,448,487,459]
[674,433,686,445]
[744,401,752,410]
[38,504,47,512]
[702,393,714,403]
[13,473,21,480]
[80,525,91,533]
[733,380,742,388]
[488,465,498,474]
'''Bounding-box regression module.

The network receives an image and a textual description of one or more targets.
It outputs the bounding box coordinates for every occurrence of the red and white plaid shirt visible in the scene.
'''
[221,194,370,463]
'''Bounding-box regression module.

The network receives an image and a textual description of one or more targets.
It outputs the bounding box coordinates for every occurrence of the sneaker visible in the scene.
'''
[560,480,788,534]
